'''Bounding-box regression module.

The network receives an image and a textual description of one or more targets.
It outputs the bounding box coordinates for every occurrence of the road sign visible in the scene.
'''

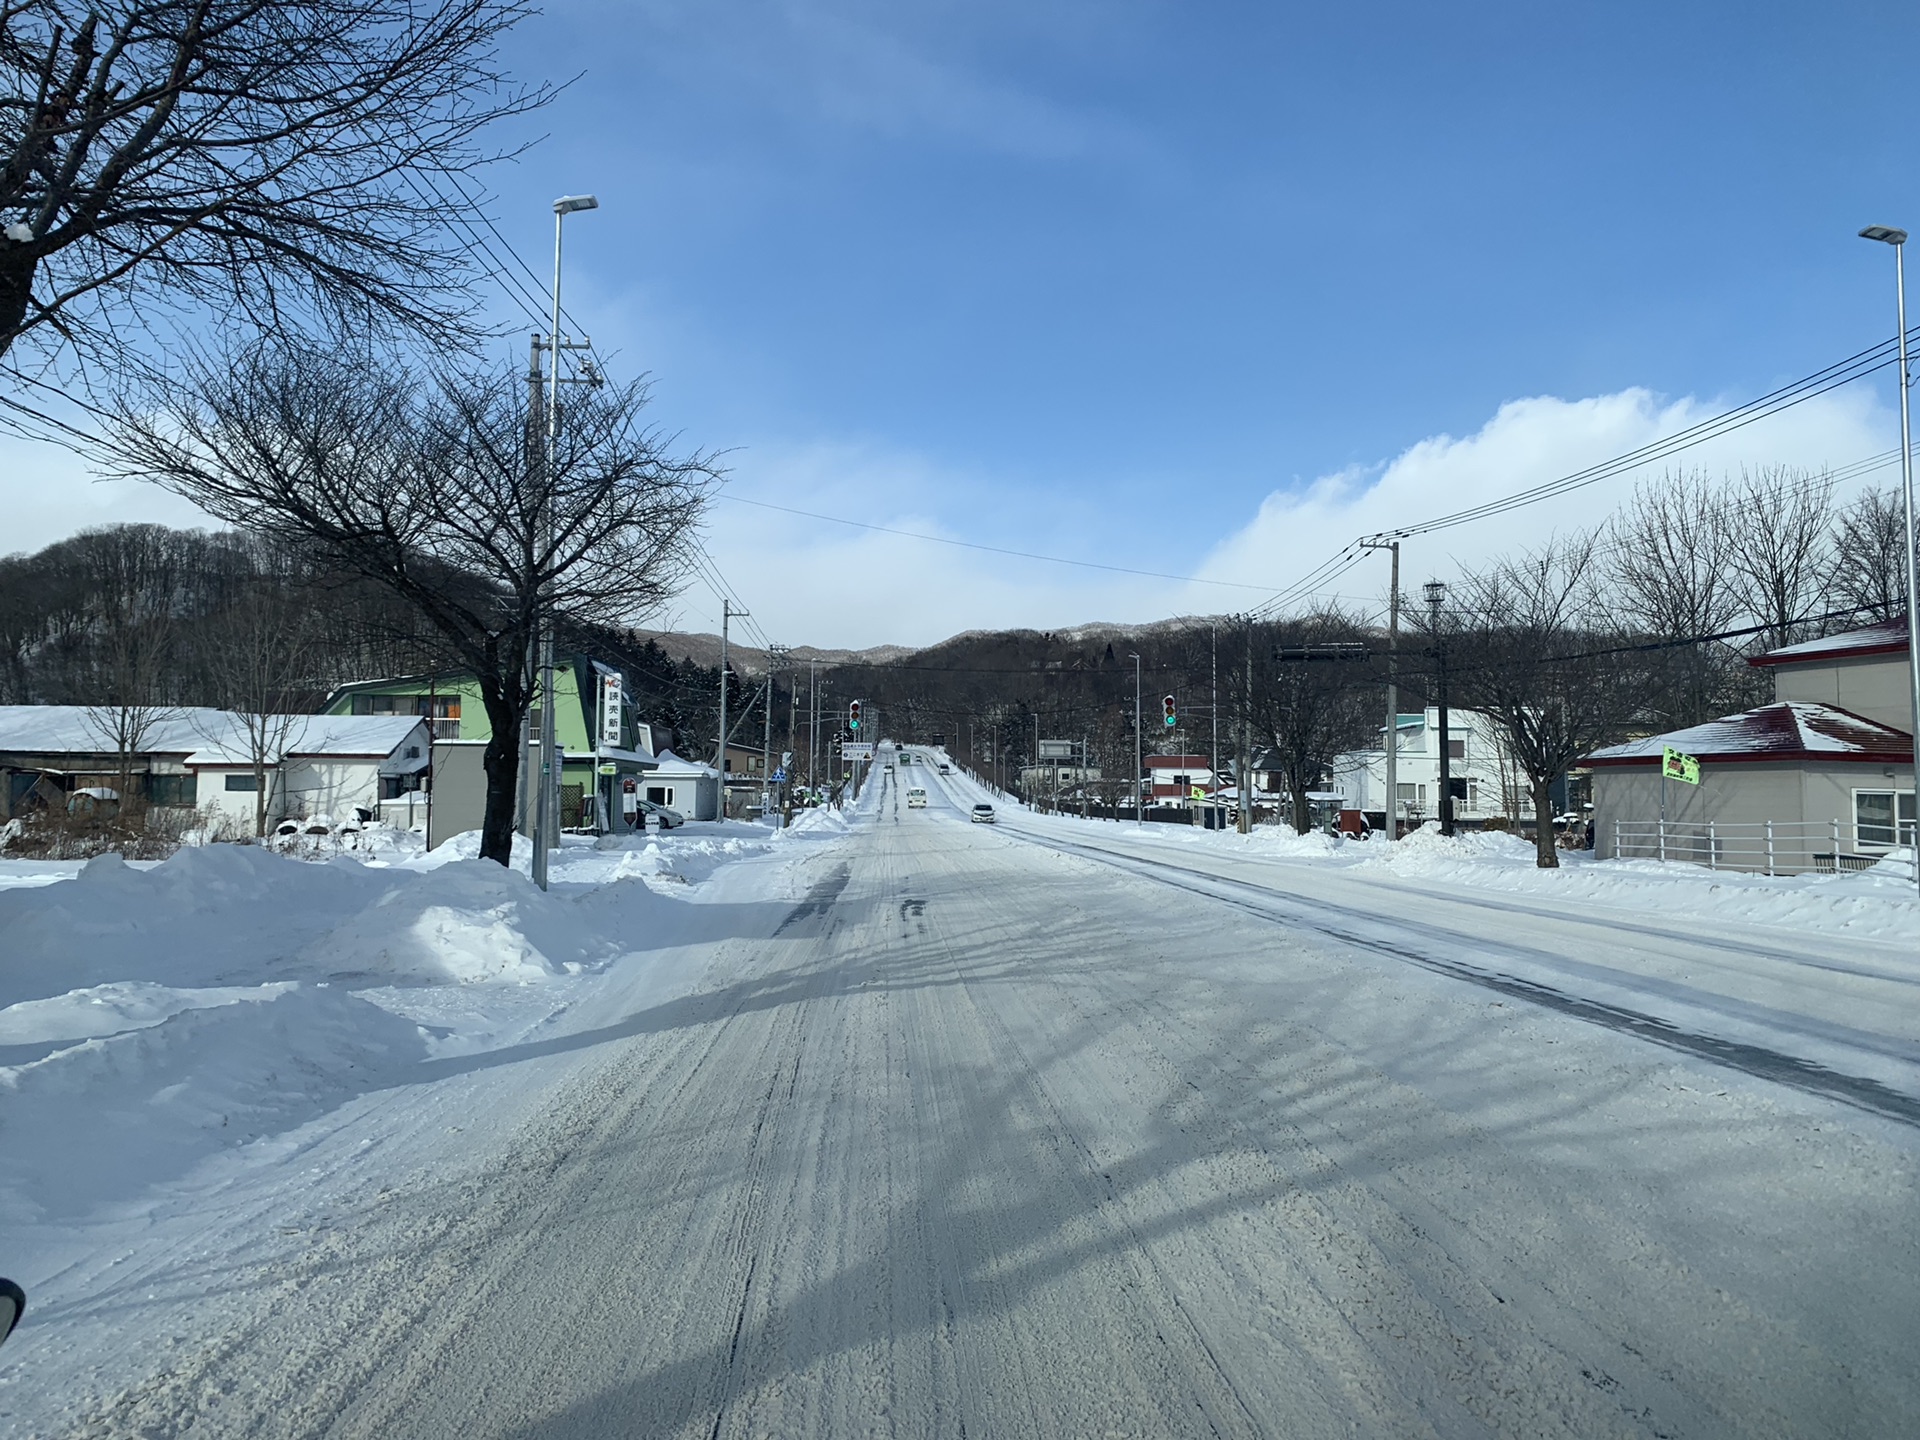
[596,762,618,775]
[1661,746,1701,785]
[1038,739,1075,760]
[772,768,787,783]
[843,742,874,760]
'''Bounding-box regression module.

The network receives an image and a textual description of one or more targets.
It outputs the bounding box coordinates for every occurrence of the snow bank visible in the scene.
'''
[0,985,425,1220]
[301,860,624,983]
[0,818,834,1228]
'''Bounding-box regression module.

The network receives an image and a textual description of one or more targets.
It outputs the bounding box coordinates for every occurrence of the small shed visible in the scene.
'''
[643,749,722,821]
[1585,702,1913,872]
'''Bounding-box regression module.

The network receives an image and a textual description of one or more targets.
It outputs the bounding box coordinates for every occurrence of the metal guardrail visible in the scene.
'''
[1612,818,1915,877]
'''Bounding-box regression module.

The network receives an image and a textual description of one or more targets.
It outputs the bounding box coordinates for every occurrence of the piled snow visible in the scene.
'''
[1,987,424,1221]
[0,816,851,1228]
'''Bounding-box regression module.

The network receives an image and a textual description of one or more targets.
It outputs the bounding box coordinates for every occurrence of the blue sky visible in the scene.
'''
[9,1,1918,646]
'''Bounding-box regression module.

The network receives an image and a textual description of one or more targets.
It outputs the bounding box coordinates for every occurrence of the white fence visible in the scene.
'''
[1612,818,1915,877]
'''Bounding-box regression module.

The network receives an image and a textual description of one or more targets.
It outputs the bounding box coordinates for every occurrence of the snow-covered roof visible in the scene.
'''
[648,748,718,778]
[1749,620,1910,668]
[0,705,229,756]
[189,715,429,766]
[1583,702,1912,767]
[0,706,428,767]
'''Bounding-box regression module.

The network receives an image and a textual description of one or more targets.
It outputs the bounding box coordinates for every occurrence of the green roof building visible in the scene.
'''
[322,656,661,840]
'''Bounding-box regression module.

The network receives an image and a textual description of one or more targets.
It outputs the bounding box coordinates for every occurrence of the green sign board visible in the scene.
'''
[1661,746,1700,786]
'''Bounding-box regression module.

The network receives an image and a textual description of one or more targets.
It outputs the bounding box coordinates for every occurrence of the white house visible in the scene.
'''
[187,715,431,836]
[1328,707,1527,832]
[642,749,722,821]
[0,705,429,837]
[1584,621,1914,873]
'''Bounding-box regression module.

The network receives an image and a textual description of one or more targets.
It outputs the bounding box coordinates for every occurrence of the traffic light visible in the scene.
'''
[849,700,862,732]
[1163,695,1177,728]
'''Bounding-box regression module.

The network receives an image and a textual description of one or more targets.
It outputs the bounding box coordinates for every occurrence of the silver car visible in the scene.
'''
[636,797,685,830]
[971,803,995,824]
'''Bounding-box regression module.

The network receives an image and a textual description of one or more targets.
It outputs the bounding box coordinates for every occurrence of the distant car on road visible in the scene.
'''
[907,787,928,808]
[971,803,995,824]
[938,763,951,776]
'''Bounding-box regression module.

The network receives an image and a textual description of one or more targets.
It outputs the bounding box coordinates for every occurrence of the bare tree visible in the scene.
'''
[1607,469,1751,725]
[1245,611,1379,834]
[71,523,182,801]
[104,340,718,864]
[1450,533,1651,868]
[198,550,320,836]
[1827,484,1913,624]
[0,0,549,383]
[1723,466,1835,649]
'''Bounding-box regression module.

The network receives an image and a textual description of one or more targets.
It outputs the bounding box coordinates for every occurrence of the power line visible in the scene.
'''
[1373,326,1920,542]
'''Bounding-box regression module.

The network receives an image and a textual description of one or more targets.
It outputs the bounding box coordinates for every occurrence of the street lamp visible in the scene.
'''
[1424,581,1455,837]
[1859,225,1920,889]
[531,193,599,892]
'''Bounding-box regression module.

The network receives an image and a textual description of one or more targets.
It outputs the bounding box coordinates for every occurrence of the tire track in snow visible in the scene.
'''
[1006,826,1920,1127]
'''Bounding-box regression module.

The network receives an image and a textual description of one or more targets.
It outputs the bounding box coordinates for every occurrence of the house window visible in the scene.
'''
[1853,790,1916,849]
[1395,782,1417,803]
[379,774,423,800]
[647,786,666,804]
[224,773,260,792]
[148,773,197,808]
[1447,738,1466,760]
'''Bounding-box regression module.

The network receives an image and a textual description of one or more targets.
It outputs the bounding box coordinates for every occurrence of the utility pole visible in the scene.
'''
[516,332,545,841]
[1211,620,1219,788]
[1426,581,1454,837]
[1239,616,1254,835]
[1129,652,1143,822]
[716,599,746,816]
[1362,539,1401,839]
[809,661,819,790]
[761,673,774,822]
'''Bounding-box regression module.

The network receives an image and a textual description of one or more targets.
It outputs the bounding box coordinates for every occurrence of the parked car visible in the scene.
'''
[971,803,995,824]
[637,798,685,830]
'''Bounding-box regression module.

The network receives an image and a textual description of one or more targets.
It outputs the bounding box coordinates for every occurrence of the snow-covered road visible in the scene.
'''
[8,775,1918,1437]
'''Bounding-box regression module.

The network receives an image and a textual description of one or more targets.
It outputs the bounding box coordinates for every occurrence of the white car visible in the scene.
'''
[971,803,995,824]
[635,798,685,830]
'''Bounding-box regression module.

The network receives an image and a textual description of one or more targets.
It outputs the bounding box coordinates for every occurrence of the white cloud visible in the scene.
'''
[704,385,1900,649]
[3,381,1898,653]
[1182,385,1895,609]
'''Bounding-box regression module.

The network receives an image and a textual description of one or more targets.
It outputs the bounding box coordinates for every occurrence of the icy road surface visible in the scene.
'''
[19,775,1920,1437]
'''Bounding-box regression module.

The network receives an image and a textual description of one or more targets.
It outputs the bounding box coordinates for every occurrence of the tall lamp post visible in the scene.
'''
[1425,581,1455,838]
[531,193,598,892]
[1859,225,1920,890]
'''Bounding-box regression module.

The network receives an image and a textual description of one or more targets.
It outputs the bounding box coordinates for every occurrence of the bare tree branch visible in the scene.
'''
[0,0,552,380]
[99,339,720,864]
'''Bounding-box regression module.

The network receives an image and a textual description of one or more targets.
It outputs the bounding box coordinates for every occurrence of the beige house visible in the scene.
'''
[1585,622,1914,873]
